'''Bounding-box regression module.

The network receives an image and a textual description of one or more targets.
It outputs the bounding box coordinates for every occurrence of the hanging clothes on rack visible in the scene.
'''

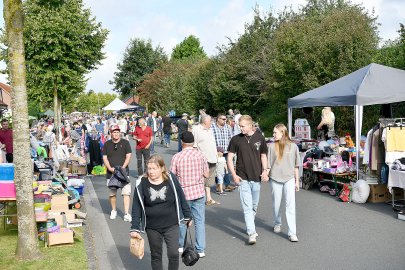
[87,131,103,173]
[382,125,405,164]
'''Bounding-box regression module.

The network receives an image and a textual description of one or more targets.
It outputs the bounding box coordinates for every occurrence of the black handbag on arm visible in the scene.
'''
[181,222,199,266]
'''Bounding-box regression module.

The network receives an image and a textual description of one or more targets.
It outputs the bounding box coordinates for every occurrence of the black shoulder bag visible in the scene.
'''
[181,223,199,266]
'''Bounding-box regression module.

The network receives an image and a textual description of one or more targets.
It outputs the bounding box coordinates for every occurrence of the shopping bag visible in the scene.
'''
[130,237,144,259]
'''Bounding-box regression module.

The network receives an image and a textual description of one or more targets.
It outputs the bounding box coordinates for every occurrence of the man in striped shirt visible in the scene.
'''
[211,113,236,192]
[170,131,209,258]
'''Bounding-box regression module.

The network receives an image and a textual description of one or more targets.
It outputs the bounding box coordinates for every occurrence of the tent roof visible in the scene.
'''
[103,97,128,111]
[43,109,54,116]
[288,63,405,108]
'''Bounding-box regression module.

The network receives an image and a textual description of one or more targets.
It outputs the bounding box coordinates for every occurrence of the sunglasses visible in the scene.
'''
[114,144,118,151]
[220,118,227,120]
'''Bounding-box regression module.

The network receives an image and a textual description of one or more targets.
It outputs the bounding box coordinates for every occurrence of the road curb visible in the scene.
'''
[83,176,126,270]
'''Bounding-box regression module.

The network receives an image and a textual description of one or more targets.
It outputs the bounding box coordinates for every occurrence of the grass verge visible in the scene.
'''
[0,227,88,270]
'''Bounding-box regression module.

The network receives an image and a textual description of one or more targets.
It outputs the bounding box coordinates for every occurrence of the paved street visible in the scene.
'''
[86,139,405,270]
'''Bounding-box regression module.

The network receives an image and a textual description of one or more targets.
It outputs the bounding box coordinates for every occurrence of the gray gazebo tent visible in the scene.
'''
[287,63,405,179]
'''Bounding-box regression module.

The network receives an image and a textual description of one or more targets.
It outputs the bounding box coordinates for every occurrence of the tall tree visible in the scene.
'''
[21,0,108,134]
[110,38,167,97]
[138,58,207,114]
[171,35,207,60]
[4,0,41,260]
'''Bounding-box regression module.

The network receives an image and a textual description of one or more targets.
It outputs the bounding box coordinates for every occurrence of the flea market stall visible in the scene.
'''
[287,63,405,214]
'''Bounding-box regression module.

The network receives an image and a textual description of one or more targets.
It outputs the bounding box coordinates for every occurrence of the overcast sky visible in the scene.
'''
[0,0,404,94]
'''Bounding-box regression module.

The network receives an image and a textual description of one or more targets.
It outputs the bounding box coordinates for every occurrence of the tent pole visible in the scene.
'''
[355,105,363,180]
[288,108,293,137]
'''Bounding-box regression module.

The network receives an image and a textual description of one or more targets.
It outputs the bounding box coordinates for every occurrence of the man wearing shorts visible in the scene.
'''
[102,125,132,222]
[192,115,219,205]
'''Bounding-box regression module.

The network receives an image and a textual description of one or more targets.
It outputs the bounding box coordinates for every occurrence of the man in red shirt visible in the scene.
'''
[0,119,13,163]
[133,118,153,175]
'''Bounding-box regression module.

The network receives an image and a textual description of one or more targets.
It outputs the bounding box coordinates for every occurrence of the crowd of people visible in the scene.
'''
[98,108,301,270]
[0,108,300,270]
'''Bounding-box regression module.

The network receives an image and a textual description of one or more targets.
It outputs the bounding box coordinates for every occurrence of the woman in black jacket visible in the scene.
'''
[130,155,192,270]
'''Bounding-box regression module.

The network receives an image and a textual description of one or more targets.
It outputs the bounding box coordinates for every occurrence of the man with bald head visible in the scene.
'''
[192,114,219,205]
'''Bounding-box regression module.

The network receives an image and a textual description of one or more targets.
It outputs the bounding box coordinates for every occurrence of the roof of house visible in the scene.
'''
[0,82,11,93]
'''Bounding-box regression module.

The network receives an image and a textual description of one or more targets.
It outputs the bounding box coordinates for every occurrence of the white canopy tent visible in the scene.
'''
[287,63,405,179]
[103,97,136,111]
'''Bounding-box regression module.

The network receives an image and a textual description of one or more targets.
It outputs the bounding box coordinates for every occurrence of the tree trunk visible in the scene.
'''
[53,86,60,138]
[4,0,41,260]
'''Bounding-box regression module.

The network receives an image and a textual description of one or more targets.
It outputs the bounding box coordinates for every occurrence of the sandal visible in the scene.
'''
[205,199,221,206]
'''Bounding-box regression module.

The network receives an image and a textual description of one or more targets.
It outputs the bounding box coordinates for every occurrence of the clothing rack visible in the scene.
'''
[379,118,405,128]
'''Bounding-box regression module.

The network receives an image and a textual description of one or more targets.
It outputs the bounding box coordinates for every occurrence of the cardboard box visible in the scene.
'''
[367,184,389,203]
[48,210,76,226]
[47,231,74,246]
[50,194,69,210]
[71,162,87,175]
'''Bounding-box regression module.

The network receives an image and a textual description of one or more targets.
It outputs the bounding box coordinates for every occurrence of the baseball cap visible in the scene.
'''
[182,113,188,117]
[181,131,194,143]
[110,124,120,132]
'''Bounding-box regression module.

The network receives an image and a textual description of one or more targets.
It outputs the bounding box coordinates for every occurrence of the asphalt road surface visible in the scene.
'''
[88,139,405,270]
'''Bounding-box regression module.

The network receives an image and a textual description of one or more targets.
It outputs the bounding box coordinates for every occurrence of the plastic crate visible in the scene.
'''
[0,181,16,198]
[0,163,14,181]
[72,186,84,195]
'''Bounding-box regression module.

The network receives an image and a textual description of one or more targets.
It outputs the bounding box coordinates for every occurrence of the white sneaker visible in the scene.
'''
[198,252,205,258]
[289,235,299,242]
[274,225,281,233]
[110,210,117,220]
[248,234,257,245]
[124,214,132,222]
[178,247,183,253]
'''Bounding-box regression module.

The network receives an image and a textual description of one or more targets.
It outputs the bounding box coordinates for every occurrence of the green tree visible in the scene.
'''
[138,58,207,114]
[110,38,167,97]
[4,0,41,260]
[262,0,378,134]
[18,0,108,132]
[171,35,207,60]
[72,91,116,114]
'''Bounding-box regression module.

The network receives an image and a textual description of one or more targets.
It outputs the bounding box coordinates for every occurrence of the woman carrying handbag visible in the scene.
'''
[130,155,192,270]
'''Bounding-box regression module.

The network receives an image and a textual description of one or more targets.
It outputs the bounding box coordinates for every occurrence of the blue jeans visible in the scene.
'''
[271,179,297,236]
[179,196,206,252]
[164,132,171,146]
[150,132,156,152]
[222,153,231,186]
[239,180,261,236]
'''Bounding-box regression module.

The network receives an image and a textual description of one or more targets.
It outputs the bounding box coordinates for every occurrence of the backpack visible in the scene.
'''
[379,164,389,184]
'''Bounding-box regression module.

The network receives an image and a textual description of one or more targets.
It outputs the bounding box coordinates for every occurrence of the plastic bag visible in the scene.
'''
[351,180,370,203]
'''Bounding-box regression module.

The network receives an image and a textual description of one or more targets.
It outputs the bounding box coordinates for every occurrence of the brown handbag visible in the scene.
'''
[130,237,144,259]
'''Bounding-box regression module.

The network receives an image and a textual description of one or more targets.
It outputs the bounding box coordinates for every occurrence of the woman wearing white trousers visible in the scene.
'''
[267,124,300,242]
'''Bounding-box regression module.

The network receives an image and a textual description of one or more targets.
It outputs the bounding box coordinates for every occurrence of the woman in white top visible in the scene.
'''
[267,123,301,242]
